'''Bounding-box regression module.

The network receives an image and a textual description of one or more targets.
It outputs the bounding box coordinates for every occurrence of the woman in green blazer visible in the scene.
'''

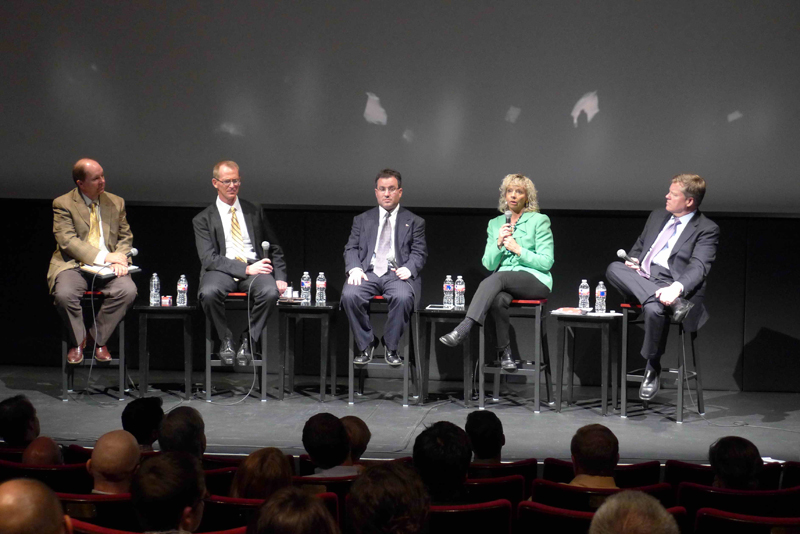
[440,174,554,370]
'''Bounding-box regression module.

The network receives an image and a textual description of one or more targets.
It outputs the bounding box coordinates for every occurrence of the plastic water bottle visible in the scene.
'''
[177,274,188,307]
[454,276,466,310]
[300,271,311,305]
[578,279,590,310]
[443,275,454,307]
[595,281,607,313]
[149,273,161,307]
[315,272,326,306]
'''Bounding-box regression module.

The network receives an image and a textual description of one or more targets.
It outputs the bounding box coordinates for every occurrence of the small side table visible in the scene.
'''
[416,307,471,407]
[135,304,196,400]
[278,301,338,402]
[554,312,621,415]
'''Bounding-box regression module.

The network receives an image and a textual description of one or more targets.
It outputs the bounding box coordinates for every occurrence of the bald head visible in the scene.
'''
[88,430,140,493]
[0,479,71,534]
[72,159,100,182]
[22,437,63,466]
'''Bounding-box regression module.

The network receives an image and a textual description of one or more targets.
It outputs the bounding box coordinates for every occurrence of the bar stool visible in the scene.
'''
[348,296,419,407]
[61,292,127,402]
[619,302,705,423]
[478,299,552,412]
[204,293,268,402]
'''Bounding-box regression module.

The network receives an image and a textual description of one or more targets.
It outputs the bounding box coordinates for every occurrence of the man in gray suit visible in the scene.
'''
[607,174,719,400]
[342,169,427,366]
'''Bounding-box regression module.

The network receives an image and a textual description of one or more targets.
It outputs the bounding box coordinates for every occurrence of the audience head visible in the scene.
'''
[709,436,763,490]
[131,452,206,533]
[0,479,72,534]
[87,430,141,494]
[302,413,350,470]
[589,490,679,534]
[412,421,472,502]
[247,486,339,534]
[0,394,40,447]
[159,406,206,459]
[230,447,293,500]
[121,397,164,451]
[465,410,505,463]
[348,462,429,534]
[341,416,371,464]
[571,424,619,477]
[22,436,63,466]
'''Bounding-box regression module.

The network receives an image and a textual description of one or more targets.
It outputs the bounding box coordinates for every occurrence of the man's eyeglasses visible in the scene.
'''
[377,187,399,194]
[215,179,241,187]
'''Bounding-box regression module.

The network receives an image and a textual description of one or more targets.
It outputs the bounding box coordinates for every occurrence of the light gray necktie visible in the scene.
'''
[373,212,392,277]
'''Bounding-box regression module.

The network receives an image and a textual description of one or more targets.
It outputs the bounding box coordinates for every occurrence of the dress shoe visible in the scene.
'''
[385,348,402,366]
[639,369,660,400]
[499,346,517,371]
[67,339,86,365]
[354,339,377,365]
[439,329,466,347]
[236,336,253,366]
[95,345,112,362]
[670,298,694,323]
[219,336,235,365]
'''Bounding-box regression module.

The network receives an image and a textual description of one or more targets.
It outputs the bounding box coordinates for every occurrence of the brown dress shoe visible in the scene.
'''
[95,345,112,362]
[67,344,84,364]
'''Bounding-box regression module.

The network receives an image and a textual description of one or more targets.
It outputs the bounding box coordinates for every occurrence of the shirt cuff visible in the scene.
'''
[93,251,108,265]
[670,282,684,295]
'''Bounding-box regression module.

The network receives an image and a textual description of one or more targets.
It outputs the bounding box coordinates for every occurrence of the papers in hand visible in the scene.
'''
[80,264,141,279]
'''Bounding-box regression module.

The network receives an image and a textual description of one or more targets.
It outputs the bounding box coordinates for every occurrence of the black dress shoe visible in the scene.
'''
[354,341,376,365]
[499,346,517,371]
[670,298,694,323]
[439,329,466,347]
[385,348,402,366]
[639,369,660,400]
[236,336,253,366]
[219,336,235,365]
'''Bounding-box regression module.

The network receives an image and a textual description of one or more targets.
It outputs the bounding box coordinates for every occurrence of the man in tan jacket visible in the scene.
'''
[48,158,137,364]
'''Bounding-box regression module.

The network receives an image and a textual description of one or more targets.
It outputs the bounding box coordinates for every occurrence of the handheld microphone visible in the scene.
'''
[126,247,138,258]
[504,210,512,226]
[617,249,637,264]
[387,253,398,271]
[261,241,270,257]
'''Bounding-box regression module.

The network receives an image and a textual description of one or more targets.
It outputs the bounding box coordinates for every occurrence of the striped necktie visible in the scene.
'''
[230,207,247,263]
[87,202,101,249]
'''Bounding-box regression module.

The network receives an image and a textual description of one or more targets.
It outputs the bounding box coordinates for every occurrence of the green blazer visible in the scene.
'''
[481,211,554,291]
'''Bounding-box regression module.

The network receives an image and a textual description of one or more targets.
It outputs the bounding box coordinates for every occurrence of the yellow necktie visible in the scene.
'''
[230,207,247,263]
[88,202,101,249]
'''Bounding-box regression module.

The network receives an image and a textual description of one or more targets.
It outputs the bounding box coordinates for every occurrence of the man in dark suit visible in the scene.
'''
[342,169,427,366]
[193,161,287,365]
[606,174,719,400]
[48,159,137,365]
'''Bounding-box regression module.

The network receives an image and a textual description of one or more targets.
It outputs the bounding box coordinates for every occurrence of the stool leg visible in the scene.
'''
[541,316,552,405]
[279,314,287,401]
[260,324,267,402]
[566,327,575,405]
[62,335,69,401]
[493,370,501,402]
[205,315,212,402]
[621,309,629,418]
[691,331,705,414]
[555,324,564,412]
[479,325,486,409]
[118,319,126,401]
[533,305,541,413]
[402,327,409,407]
[320,316,329,402]
[184,315,192,401]
[139,314,148,398]
[611,319,619,411]
[348,329,355,405]
[601,323,609,416]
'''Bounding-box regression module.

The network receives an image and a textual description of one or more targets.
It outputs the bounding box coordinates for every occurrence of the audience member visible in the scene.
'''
[247,486,339,534]
[0,394,40,448]
[465,410,505,464]
[569,424,619,488]
[230,447,293,500]
[87,430,140,494]
[122,397,164,452]
[302,413,359,477]
[131,452,206,533]
[412,421,472,503]
[159,406,206,459]
[348,462,429,534]
[341,415,371,465]
[0,478,73,534]
[589,490,679,534]
[709,435,763,490]
[22,436,63,465]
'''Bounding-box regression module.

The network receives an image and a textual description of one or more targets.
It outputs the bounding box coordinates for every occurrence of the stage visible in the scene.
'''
[3,365,799,465]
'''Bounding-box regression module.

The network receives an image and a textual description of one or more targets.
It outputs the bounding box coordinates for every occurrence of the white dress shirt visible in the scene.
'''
[216,196,256,261]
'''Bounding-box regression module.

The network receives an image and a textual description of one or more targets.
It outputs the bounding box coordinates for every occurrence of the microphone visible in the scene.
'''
[505,210,512,226]
[261,241,270,257]
[126,247,138,258]
[387,253,398,271]
[617,249,637,264]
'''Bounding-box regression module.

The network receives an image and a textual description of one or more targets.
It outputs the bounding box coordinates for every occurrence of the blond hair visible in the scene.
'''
[672,174,706,207]
[497,174,539,213]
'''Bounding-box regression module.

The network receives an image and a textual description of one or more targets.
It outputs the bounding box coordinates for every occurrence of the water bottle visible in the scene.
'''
[595,281,607,313]
[315,272,327,306]
[176,274,188,307]
[443,275,454,307]
[578,279,590,310]
[300,271,311,305]
[454,276,466,310]
[149,273,161,307]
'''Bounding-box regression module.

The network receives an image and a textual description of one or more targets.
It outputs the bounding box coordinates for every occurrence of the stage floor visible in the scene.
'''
[2,365,799,464]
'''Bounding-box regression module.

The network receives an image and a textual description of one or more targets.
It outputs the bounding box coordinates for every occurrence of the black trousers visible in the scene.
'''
[465,271,550,349]
[341,271,415,351]
[198,271,280,343]
[606,261,674,364]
